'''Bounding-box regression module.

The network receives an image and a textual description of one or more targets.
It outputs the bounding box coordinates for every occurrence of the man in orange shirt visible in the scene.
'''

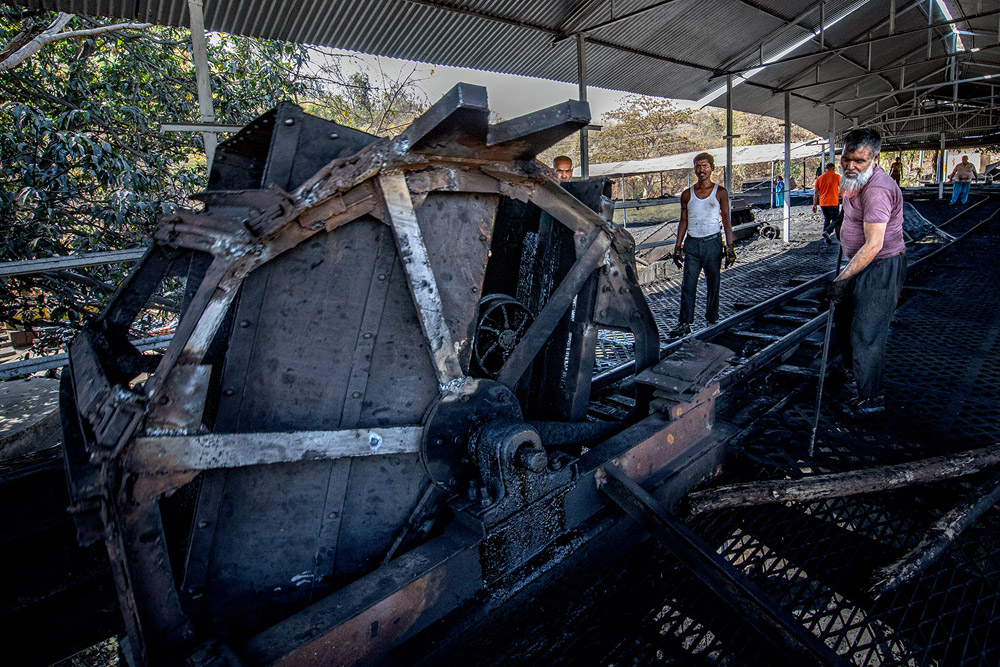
[812,162,841,244]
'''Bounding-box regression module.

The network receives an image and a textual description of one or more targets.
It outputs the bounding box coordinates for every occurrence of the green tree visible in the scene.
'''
[0,10,423,342]
[590,95,694,198]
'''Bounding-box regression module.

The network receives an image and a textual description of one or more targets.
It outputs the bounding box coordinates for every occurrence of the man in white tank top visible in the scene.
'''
[670,153,737,337]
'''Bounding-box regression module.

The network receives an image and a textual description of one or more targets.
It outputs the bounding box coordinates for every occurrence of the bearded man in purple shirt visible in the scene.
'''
[821,129,907,416]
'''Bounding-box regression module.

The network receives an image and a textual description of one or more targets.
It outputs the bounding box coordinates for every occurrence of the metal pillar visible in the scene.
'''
[938,132,946,199]
[620,174,628,227]
[770,160,775,208]
[726,74,733,192]
[828,106,836,165]
[783,92,791,243]
[187,0,216,173]
[577,34,589,179]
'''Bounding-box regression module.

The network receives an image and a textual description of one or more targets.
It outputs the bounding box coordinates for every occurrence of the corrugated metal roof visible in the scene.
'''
[11,0,999,145]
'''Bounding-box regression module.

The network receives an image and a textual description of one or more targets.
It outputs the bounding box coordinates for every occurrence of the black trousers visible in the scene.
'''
[679,233,723,324]
[833,253,907,400]
[820,205,840,234]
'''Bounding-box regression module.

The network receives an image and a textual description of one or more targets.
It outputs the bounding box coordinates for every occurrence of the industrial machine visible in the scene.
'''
[60,84,733,665]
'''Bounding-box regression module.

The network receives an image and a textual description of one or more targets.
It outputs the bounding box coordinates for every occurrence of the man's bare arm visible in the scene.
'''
[675,189,690,249]
[836,222,886,282]
[718,186,734,245]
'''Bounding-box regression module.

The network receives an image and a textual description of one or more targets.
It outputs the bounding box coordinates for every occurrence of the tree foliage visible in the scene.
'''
[545,94,820,199]
[0,10,424,341]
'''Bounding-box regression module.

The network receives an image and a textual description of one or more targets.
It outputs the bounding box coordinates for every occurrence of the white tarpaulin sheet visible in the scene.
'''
[581,141,827,177]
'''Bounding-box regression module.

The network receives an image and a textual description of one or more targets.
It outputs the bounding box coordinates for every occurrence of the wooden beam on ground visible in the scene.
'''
[870,469,1000,598]
[687,444,1000,515]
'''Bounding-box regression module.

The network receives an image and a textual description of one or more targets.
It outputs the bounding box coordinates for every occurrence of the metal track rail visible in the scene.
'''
[593,195,999,401]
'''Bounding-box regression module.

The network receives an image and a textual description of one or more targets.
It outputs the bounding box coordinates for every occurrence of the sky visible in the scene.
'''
[330,49,657,123]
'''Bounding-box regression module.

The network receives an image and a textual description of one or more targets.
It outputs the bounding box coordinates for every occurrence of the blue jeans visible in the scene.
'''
[679,234,723,324]
[951,181,971,204]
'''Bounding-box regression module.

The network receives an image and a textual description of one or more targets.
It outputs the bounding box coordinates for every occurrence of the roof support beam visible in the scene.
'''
[716,3,821,72]
[828,72,997,107]
[553,0,682,44]
[772,0,923,91]
[555,0,605,36]
[817,10,969,115]
[717,8,1000,77]
[783,45,1000,93]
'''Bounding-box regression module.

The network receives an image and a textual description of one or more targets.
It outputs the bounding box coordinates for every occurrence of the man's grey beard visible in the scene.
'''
[841,161,875,197]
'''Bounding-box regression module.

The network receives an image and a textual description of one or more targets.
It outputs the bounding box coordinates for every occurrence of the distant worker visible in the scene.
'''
[774,174,785,207]
[948,155,978,205]
[889,156,903,185]
[553,155,573,182]
[813,162,841,244]
[670,153,737,337]
[821,129,906,416]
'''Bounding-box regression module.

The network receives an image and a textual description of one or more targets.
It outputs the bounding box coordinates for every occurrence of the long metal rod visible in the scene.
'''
[599,465,843,665]
[0,334,174,380]
[577,33,589,179]
[0,248,147,277]
[809,246,843,456]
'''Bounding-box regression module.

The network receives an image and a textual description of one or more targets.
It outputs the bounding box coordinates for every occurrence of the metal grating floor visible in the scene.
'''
[595,209,843,371]
[671,208,1000,665]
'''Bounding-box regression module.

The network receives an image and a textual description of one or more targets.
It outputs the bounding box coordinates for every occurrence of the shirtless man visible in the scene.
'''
[552,155,573,182]
[670,152,737,337]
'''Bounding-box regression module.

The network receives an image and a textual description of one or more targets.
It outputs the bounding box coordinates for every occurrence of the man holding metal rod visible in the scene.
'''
[820,129,907,416]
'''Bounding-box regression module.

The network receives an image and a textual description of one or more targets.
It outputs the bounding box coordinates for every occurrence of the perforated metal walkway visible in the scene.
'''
[631,199,1000,665]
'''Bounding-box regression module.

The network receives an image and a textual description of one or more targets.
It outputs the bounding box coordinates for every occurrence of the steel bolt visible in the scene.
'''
[362,332,373,339]
[197,520,210,529]
[378,273,387,281]
[516,446,548,473]
[223,388,235,397]
[329,132,339,139]
[352,391,362,399]
[284,118,295,126]
[239,320,250,328]
[479,234,487,242]
[157,395,170,405]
